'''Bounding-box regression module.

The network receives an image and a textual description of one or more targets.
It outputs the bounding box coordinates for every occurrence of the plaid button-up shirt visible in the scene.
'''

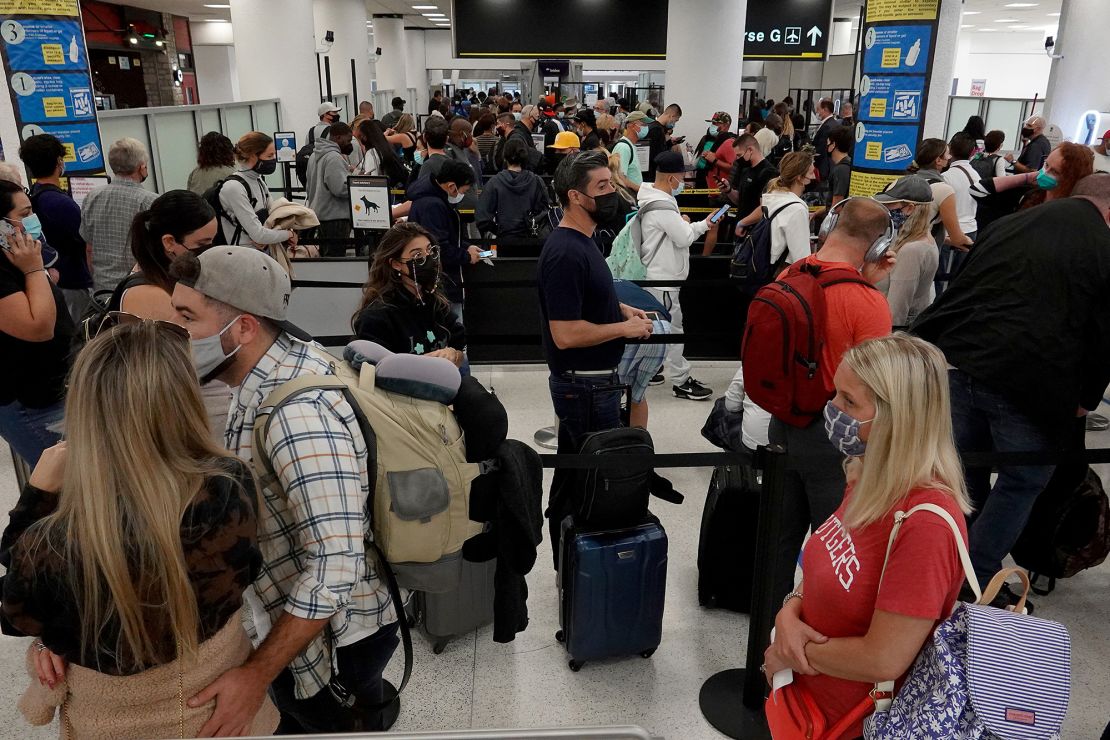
[78,179,157,293]
[225,333,395,700]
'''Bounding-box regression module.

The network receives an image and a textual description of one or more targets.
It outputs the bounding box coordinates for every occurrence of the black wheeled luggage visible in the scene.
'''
[697,463,759,612]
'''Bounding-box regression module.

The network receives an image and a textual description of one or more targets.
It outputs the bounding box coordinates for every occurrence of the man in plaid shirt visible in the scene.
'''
[168,246,400,735]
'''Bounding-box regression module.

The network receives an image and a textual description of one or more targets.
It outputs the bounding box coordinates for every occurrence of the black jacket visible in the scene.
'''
[912,198,1110,441]
[812,116,841,180]
[507,121,543,172]
[353,286,465,357]
[406,175,469,303]
[476,169,549,238]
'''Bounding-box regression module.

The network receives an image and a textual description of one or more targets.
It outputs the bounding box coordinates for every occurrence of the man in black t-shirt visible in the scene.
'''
[644,103,682,180]
[714,133,778,252]
[1008,115,1051,174]
[538,150,653,455]
[825,126,854,208]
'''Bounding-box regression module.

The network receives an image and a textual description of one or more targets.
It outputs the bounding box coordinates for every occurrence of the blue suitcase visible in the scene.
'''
[555,517,668,671]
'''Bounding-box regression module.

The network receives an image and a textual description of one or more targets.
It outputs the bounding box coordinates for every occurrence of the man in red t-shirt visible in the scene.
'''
[769,198,894,607]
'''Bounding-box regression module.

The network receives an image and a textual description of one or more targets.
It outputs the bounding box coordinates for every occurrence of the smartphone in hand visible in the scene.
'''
[709,203,731,224]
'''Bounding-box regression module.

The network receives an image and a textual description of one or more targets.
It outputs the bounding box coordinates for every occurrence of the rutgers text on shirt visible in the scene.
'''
[743,0,833,61]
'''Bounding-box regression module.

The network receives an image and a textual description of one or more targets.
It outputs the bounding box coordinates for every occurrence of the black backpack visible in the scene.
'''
[970,152,1001,181]
[295,128,317,186]
[730,201,806,288]
[1012,467,1110,594]
[203,174,255,246]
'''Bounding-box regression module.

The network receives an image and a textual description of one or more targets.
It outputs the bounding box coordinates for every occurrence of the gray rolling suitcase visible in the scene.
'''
[417,556,497,654]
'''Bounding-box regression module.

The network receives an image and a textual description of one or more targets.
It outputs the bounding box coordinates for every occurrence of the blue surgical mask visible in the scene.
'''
[1035,167,1058,190]
[889,208,910,231]
[18,214,43,240]
[823,401,873,457]
[637,125,650,141]
[670,177,685,197]
[708,125,717,136]
[190,315,243,381]
[513,112,522,121]
[414,151,424,165]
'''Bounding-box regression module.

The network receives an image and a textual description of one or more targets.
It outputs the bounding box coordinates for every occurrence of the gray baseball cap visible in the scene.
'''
[874,174,934,204]
[179,246,312,341]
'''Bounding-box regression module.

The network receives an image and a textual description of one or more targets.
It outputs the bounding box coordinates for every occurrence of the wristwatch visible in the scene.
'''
[782,590,803,608]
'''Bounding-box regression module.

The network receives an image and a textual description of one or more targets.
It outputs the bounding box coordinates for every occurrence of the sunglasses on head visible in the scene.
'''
[100,311,190,340]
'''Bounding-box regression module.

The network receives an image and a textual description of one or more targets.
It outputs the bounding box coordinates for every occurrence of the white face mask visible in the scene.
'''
[447,189,465,205]
[190,315,243,381]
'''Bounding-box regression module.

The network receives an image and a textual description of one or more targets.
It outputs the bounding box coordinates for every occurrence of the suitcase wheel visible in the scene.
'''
[432,638,449,655]
[554,630,565,643]
[640,649,656,659]
[568,660,583,672]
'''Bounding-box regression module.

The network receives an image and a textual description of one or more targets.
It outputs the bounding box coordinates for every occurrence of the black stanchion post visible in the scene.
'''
[698,444,787,739]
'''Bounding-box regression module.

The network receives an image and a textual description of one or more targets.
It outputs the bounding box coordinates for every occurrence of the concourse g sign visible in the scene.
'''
[743,0,833,60]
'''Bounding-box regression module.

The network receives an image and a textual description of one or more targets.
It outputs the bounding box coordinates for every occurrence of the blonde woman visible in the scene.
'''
[759,148,816,268]
[384,113,419,163]
[764,333,971,739]
[0,321,277,738]
[872,175,937,326]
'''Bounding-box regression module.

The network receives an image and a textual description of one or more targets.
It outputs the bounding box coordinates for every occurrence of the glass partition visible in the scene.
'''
[947,98,981,139]
[96,99,282,195]
[984,100,1027,156]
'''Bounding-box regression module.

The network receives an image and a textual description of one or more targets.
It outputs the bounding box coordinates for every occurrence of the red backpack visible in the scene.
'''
[742,261,875,428]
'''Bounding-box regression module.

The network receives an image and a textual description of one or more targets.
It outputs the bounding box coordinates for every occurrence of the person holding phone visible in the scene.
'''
[0,180,74,467]
[638,152,715,401]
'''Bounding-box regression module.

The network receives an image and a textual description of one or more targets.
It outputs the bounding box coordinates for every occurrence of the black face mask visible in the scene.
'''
[1021,127,1034,139]
[579,190,620,224]
[409,257,440,296]
[254,158,277,176]
[340,142,355,155]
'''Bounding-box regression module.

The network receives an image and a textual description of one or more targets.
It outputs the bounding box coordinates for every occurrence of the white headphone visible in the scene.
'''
[817,196,895,263]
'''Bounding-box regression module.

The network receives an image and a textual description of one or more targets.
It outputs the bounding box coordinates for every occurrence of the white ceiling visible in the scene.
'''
[120,0,453,29]
[960,0,1061,35]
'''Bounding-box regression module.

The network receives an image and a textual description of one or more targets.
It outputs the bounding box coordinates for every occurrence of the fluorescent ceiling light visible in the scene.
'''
[963,10,981,15]
[203,3,230,7]
[978,28,996,32]
[994,18,1019,22]
[961,24,975,28]
[203,19,228,22]
[1004,2,1038,6]
[412,5,438,8]
[423,13,446,17]
[1047,12,1059,16]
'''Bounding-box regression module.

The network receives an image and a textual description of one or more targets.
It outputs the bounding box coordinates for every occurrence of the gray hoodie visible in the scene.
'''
[306,136,351,222]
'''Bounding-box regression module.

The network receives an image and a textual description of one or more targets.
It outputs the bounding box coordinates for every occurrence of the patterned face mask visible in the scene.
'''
[823,401,874,457]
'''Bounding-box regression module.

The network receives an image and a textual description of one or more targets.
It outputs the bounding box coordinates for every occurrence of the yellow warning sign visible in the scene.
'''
[0,0,79,15]
[865,142,883,162]
[881,48,901,68]
[61,143,75,162]
[865,0,939,23]
[41,43,64,66]
[849,171,901,198]
[869,99,888,119]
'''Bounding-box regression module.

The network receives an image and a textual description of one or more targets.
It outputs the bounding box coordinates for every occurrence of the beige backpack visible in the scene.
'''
[251,351,483,594]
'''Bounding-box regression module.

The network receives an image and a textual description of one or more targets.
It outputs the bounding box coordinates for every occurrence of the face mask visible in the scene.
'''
[637,125,650,141]
[190,315,243,381]
[408,256,440,294]
[823,401,873,457]
[557,112,565,119]
[670,177,685,197]
[414,151,424,165]
[1021,127,1034,139]
[18,214,43,240]
[889,208,911,231]
[254,158,277,176]
[578,190,620,224]
[340,142,355,155]
[513,112,522,121]
[708,126,717,136]
[447,188,465,204]
[139,166,149,184]
[1036,167,1058,190]
[666,122,676,130]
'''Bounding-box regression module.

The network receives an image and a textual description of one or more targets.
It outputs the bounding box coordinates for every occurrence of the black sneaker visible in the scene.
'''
[673,378,712,401]
[649,373,665,386]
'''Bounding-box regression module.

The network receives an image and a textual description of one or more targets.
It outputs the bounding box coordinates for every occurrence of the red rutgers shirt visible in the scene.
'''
[795,487,968,739]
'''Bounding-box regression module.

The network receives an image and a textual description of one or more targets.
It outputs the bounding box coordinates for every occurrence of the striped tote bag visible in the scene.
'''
[865,505,1071,739]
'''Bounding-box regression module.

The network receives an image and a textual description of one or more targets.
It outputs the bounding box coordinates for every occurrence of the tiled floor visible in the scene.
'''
[0,362,1107,739]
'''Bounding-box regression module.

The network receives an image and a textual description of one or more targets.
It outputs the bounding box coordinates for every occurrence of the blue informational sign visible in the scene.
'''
[862,24,933,75]
[858,74,927,123]
[852,123,919,173]
[0,7,106,175]
[0,18,87,71]
[10,71,97,122]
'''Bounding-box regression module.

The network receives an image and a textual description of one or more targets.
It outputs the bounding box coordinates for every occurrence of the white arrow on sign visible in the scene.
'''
[807,26,823,46]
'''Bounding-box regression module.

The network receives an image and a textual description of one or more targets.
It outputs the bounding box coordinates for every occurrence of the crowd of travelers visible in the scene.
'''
[0,84,1107,739]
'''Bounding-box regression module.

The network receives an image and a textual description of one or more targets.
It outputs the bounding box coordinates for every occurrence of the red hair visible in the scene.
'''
[1048,142,1094,200]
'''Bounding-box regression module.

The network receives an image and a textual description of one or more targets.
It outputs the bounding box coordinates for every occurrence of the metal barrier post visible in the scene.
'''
[698,444,787,739]
[534,415,559,451]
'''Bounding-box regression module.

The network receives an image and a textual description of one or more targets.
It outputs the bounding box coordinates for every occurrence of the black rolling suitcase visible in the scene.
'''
[697,463,759,612]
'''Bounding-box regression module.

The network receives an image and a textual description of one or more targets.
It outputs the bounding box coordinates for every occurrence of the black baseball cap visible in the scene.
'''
[654,151,684,174]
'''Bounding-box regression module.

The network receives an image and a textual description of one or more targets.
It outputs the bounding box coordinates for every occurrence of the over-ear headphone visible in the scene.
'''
[817,196,895,263]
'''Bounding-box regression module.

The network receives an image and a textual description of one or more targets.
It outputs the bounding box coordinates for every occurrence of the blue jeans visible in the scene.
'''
[270,621,400,733]
[0,400,64,467]
[948,369,1057,587]
[548,371,623,455]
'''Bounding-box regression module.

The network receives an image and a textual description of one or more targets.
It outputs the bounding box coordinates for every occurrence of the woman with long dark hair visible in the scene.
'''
[186,132,235,196]
[352,222,465,368]
[356,119,411,189]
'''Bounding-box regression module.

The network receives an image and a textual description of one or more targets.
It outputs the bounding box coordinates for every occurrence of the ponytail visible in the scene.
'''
[131,190,216,293]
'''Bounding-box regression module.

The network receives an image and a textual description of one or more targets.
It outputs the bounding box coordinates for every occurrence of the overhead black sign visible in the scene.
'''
[743,0,833,61]
[539,60,570,77]
[452,0,667,59]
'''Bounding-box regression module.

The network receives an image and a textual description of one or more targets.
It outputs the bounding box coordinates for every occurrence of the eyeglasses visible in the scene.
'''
[401,245,441,266]
[100,311,190,340]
